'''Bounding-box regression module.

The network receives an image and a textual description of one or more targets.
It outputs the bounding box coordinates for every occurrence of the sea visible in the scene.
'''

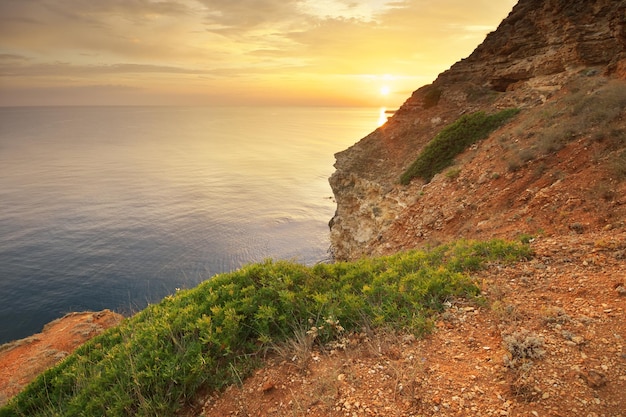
[0,106,381,344]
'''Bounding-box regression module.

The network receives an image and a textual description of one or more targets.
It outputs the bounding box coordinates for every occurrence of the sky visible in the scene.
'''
[0,0,517,107]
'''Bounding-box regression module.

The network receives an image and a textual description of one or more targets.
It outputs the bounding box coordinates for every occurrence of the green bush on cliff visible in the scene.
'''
[1,239,532,417]
[400,108,520,184]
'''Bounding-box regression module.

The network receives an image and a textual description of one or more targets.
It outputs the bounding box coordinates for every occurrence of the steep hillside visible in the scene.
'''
[329,0,626,261]
[188,2,626,415]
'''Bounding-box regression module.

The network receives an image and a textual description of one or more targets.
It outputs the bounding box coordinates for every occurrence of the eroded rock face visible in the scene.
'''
[329,170,416,260]
[329,0,626,261]
[439,0,626,90]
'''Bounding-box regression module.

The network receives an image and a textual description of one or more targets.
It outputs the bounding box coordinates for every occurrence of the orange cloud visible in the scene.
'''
[0,0,516,106]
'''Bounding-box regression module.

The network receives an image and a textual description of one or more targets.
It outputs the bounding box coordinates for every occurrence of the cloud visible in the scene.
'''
[0,83,142,106]
[0,53,30,62]
[0,0,201,60]
[197,0,303,30]
[0,0,191,26]
[0,61,283,81]
[0,0,517,106]
[281,0,516,74]
[0,0,512,66]
[0,62,206,77]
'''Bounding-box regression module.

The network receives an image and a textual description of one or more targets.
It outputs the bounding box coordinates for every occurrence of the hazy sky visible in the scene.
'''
[0,0,516,107]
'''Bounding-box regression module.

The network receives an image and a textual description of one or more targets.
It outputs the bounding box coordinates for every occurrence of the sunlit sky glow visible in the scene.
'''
[0,0,516,107]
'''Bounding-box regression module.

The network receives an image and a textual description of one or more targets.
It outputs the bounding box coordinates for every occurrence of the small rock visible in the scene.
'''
[570,223,585,234]
[580,370,608,388]
[261,381,276,393]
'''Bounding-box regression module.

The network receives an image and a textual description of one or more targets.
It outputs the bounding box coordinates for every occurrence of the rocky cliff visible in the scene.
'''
[329,0,626,260]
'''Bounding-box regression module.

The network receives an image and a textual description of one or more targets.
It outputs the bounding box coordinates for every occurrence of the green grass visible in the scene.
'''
[1,239,532,417]
[400,108,520,184]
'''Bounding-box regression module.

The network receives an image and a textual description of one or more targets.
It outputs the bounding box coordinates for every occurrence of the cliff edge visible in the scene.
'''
[0,310,123,406]
[329,0,626,261]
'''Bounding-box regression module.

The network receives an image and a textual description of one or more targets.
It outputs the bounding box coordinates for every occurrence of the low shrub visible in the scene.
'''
[503,329,545,365]
[400,108,520,184]
[502,329,546,401]
[445,167,461,180]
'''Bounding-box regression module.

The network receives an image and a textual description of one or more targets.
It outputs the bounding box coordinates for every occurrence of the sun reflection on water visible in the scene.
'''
[378,107,387,126]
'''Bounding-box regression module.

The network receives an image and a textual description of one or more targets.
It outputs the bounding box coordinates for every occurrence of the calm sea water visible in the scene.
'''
[0,106,379,344]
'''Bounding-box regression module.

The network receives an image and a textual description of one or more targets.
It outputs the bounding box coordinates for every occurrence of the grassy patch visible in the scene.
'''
[1,240,531,417]
[445,167,462,180]
[400,108,520,184]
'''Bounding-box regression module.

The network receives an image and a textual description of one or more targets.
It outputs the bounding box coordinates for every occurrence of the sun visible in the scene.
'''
[380,85,390,96]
